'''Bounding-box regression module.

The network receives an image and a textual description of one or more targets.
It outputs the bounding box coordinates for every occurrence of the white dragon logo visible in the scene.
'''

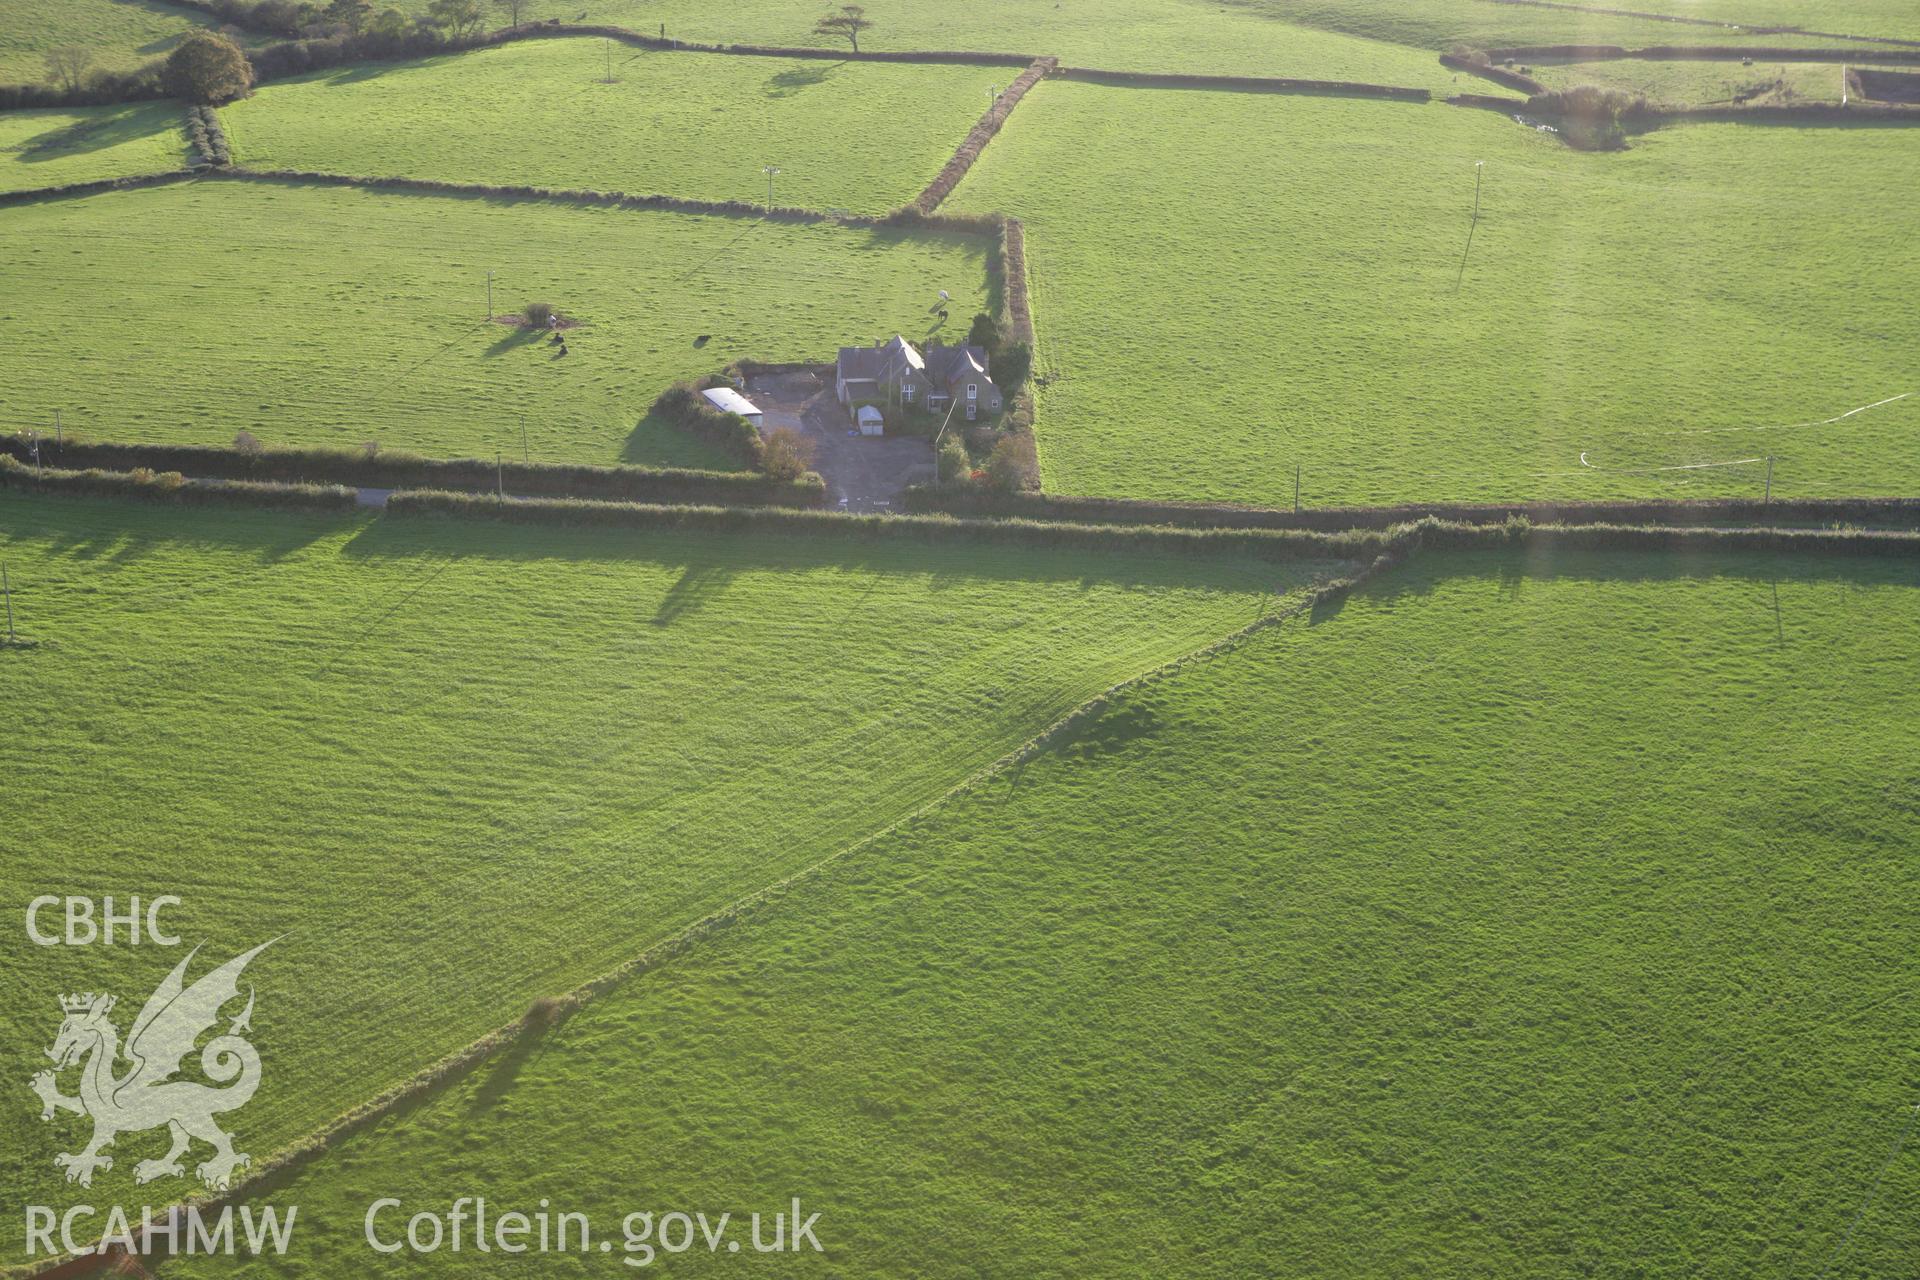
[30,942,271,1191]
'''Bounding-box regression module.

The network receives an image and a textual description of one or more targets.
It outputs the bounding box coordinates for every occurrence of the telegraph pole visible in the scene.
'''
[1764,456,1774,505]
[763,165,780,210]
[3,565,14,643]
[1294,464,1301,513]
[486,270,494,321]
[520,415,529,465]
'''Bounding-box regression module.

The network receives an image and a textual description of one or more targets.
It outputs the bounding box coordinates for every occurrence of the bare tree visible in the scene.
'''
[814,4,874,53]
[44,45,95,94]
[491,0,527,28]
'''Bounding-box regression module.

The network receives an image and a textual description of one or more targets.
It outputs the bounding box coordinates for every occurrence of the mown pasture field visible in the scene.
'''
[0,489,1343,1250]
[391,0,1463,90]
[951,83,1920,506]
[0,102,188,191]
[0,179,991,465]
[1527,55,1866,104]
[168,545,1920,1279]
[1253,0,1920,51]
[222,42,998,215]
[0,0,230,85]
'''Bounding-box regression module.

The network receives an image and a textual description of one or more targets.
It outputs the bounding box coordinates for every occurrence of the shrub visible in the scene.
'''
[936,434,970,484]
[163,31,255,104]
[983,434,1037,493]
[523,300,555,327]
[1525,85,1652,149]
[361,440,381,459]
[761,427,815,482]
[232,429,263,455]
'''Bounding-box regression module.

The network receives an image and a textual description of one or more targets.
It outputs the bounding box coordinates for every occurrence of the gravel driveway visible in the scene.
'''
[750,372,935,513]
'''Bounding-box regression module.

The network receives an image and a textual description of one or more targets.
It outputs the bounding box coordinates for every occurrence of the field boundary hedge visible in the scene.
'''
[0,436,823,507]
[902,486,1920,531]
[0,455,358,510]
[1439,52,1543,94]
[1051,65,1430,101]
[384,489,1388,560]
[912,57,1056,214]
[0,169,200,208]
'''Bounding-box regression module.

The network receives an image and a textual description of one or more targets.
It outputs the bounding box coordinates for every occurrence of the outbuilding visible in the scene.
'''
[700,386,764,430]
[855,405,885,437]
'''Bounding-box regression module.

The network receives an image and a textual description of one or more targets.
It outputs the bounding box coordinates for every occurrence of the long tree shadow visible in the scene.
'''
[765,61,847,97]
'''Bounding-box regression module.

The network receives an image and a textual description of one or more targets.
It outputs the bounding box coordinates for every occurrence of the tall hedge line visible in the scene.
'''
[483,23,1042,66]
[386,489,1389,560]
[1052,66,1429,101]
[1,436,823,507]
[902,486,1920,532]
[1401,515,1920,559]
[911,57,1057,214]
[0,170,198,208]
[184,105,231,167]
[0,455,359,511]
[1439,52,1542,94]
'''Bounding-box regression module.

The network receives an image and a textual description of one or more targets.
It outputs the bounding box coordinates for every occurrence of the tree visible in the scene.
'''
[426,0,484,37]
[163,31,254,105]
[814,4,873,52]
[492,0,528,27]
[762,427,817,482]
[43,45,95,94]
[966,312,1001,351]
[367,6,410,38]
[325,0,373,30]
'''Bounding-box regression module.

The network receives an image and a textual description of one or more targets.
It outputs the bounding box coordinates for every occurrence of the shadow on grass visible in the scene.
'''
[16,105,175,164]
[652,560,737,627]
[764,61,847,98]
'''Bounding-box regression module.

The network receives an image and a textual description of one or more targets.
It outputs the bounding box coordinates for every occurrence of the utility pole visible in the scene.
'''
[1764,455,1774,505]
[53,410,60,448]
[496,451,504,497]
[486,270,494,321]
[520,415,528,465]
[1294,464,1301,513]
[3,564,14,643]
[605,38,613,83]
[763,165,780,210]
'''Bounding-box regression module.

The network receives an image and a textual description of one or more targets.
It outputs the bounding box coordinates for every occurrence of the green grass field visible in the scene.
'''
[0,0,227,85]
[0,489,1343,1249]
[411,0,1464,90]
[222,42,998,214]
[160,545,1920,1278]
[0,179,992,464]
[951,83,1920,505]
[1246,0,1920,51]
[0,102,189,192]
[1527,55,1871,104]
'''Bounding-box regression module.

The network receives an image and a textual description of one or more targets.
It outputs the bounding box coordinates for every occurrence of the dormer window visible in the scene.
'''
[967,384,978,400]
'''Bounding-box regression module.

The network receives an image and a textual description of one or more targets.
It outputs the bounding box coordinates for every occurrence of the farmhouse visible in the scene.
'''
[835,336,1003,424]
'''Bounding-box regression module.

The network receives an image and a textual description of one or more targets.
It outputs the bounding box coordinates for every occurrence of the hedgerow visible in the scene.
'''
[385,490,1388,561]
[1,436,824,507]
[184,104,231,166]
[0,455,358,510]
[911,57,1056,214]
[1050,66,1429,101]
[901,487,1920,532]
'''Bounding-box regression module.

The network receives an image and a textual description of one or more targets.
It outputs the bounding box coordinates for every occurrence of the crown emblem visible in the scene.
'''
[60,992,99,1013]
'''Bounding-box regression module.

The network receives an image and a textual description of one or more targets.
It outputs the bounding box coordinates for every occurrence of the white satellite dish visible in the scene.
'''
[938,290,950,301]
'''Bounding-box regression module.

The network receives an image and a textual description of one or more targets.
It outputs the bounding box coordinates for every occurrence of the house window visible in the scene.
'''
[967,384,978,400]
[903,384,916,403]
[966,402,978,421]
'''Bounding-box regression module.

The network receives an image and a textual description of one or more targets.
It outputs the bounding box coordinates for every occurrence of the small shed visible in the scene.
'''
[855,405,885,437]
[701,386,763,430]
